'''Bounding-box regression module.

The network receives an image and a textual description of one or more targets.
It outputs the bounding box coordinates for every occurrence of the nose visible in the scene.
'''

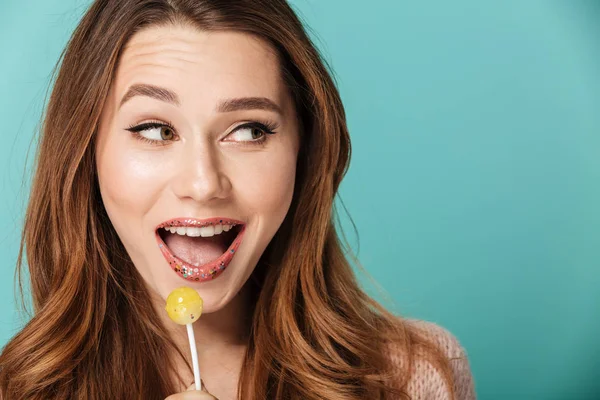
[170,141,232,204]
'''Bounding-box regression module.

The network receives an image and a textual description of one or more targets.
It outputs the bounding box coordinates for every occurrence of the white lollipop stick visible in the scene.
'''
[165,287,204,391]
[186,323,201,391]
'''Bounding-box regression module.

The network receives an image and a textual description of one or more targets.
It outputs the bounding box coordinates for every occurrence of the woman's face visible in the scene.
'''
[96,24,300,313]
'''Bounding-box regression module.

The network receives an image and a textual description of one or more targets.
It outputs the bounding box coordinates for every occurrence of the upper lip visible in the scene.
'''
[156,217,246,230]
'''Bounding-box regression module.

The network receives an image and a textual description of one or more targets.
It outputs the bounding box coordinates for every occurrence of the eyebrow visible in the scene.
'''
[119,83,282,114]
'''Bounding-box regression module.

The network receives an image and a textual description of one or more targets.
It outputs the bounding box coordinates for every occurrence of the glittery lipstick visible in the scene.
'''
[155,217,245,282]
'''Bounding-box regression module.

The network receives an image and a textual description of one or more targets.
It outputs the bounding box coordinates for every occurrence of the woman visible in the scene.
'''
[0,0,475,399]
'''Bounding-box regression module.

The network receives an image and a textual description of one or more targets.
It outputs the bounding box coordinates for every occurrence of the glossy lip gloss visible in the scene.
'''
[155,217,246,283]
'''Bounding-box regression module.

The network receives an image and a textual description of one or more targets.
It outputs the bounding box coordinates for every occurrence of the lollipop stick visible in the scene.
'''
[186,323,201,391]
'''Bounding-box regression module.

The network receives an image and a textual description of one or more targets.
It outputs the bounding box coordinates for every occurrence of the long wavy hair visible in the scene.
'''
[0,1,455,399]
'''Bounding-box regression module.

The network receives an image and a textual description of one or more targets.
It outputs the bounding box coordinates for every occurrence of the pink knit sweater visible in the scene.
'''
[390,319,476,399]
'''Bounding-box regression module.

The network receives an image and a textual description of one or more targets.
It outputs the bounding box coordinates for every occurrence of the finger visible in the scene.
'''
[185,379,208,392]
[165,392,217,400]
[184,380,218,399]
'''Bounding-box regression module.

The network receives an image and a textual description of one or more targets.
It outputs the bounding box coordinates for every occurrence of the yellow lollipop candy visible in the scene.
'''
[165,287,203,325]
[165,287,204,390]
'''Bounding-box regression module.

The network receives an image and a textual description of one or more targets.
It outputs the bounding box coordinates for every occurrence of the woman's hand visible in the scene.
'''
[164,381,219,400]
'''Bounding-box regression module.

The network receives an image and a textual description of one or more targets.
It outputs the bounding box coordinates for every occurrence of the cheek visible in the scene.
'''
[236,148,298,220]
[96,137,164,247]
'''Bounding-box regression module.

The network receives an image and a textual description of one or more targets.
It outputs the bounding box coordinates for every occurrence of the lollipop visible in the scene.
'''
[165,287,204,391]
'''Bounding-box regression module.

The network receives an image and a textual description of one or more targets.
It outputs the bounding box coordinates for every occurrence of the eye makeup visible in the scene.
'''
[124,119,279,147]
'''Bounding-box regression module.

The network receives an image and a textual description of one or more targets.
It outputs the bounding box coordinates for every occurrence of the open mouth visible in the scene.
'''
[155,218,246,282]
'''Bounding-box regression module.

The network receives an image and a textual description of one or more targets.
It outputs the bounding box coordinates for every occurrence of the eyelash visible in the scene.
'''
[124,119,279,147]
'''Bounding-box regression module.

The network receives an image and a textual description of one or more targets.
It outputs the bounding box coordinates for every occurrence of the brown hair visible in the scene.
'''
[0,1,455,399]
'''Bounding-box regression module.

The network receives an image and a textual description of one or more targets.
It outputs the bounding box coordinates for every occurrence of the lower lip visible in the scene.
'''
[155,225,246,283]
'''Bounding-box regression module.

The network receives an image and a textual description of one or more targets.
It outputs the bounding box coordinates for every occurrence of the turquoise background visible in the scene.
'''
[1,1,599,399]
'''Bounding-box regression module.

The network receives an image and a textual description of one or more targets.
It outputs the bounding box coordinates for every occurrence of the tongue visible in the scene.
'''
[164,233,229,266]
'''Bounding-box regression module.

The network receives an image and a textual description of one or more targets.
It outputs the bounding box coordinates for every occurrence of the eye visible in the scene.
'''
[125,119,278,147]
[224,121,278,143]
[228,125,265,141]
[126,122,175,140]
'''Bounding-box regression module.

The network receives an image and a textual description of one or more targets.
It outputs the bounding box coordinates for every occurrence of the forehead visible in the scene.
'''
[111,24,285,112]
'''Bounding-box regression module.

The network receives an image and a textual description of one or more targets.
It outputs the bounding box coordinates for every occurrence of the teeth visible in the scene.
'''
[186,227,201,237]
[199,225,214,237]
[163,223,236,238]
